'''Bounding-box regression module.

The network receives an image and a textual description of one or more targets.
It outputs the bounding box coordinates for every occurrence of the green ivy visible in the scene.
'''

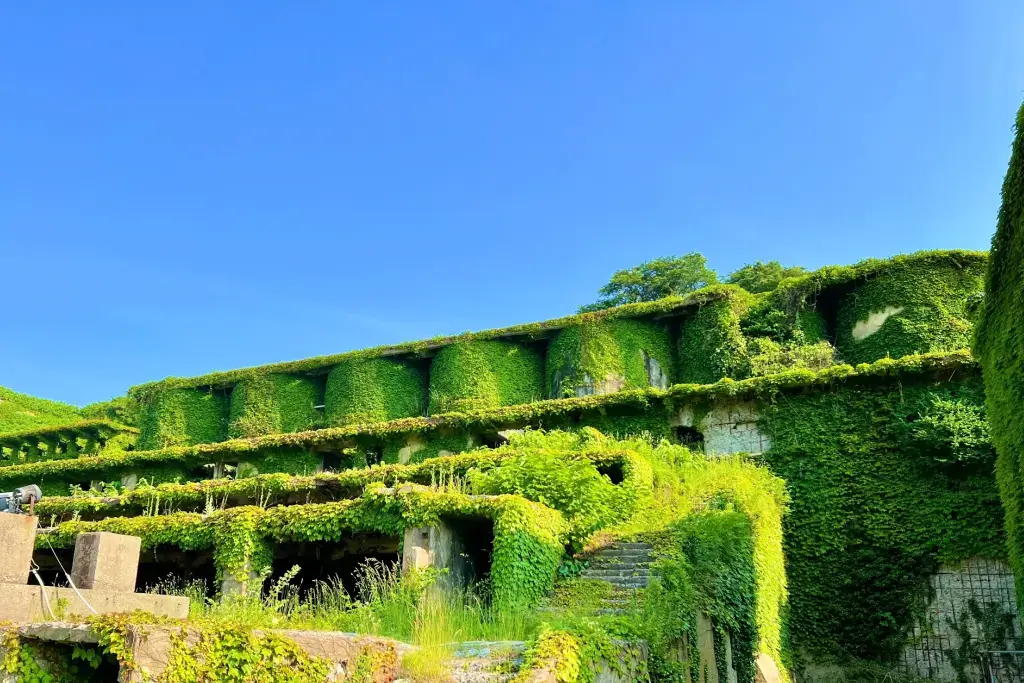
[678,288,752,384]
[975,101,1024,610]
[835,256,984,364]
[0,385,82,435]
[758,376,1004,662]
[137,387,229,450]
[546,319,675,398]
[325,357,426,426]
[228,374,321,438]
[428,341,544,413]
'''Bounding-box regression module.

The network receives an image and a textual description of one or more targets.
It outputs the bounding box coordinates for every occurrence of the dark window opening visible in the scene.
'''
[320,451,344,472]
[136,545,218,599]
[30,547,76,587]
[674,426,705,451]
[269,533,401,599]
[444,516,495,593]
[596,461,626,486]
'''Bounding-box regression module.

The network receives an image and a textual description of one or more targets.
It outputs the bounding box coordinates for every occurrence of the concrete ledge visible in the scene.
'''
[0,584,189,622]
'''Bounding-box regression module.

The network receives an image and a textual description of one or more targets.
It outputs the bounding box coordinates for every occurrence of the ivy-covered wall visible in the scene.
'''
[228,373,321,438]
[428,341,544,413]
[545,319,675,398]
[976,101,1024,609]
[324,358,426,426]
[835,255,984,365]
[758,374,1004,663]
[678,288,751,384]
[137,387,229,451]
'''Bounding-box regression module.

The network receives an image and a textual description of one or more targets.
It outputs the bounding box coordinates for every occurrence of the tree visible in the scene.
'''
[727,261,807,293]
[579,253,717,312]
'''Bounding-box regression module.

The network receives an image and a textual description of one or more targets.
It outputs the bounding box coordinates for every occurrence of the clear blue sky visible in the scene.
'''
[2,2,1022,406]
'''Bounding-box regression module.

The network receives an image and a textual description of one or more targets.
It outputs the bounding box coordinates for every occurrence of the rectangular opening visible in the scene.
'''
[444,515,495,592]
[14,639,120,681]
[270,533,401,599]
[31,547,76,587]
[136,544,218,600]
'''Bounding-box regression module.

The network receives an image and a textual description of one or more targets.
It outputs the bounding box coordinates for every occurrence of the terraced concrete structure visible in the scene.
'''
[0,249,1010,682]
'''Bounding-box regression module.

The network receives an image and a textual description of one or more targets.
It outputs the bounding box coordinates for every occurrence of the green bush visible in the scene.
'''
[0,385,81,435]
[324,358,426,426]
[428,341,544,414]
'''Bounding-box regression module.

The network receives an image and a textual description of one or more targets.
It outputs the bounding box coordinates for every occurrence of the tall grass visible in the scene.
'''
[146,560,532,645]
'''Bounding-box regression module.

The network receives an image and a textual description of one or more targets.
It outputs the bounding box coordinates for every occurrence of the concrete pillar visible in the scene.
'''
[402,522,471,589]
[0,514,37,584]
[220,563,261,599]
[70,532,141,593]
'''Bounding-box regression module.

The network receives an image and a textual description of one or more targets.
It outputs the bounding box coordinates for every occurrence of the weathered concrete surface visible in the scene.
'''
[755,653,783,683]
[0,584,189,622]
[0,513,37,584]
[697,612,719,683]
[402,522,471,589]
[70,531,141,593]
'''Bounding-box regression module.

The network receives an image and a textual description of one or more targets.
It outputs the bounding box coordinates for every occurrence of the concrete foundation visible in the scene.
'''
[70,531,141,593]
[0,513,37,584]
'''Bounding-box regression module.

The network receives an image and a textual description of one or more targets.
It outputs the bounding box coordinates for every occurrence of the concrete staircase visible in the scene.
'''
[578,541,655,615]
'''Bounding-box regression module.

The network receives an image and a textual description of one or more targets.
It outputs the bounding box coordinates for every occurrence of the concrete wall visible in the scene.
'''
[673,400,771,456]
[899,557,1020,681]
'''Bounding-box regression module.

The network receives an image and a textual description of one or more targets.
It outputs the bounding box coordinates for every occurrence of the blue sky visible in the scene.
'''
[2,2,1023,406]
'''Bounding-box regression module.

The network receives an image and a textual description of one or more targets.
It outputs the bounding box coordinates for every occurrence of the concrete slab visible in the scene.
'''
[0,584,189,622]
[70,531,141,593]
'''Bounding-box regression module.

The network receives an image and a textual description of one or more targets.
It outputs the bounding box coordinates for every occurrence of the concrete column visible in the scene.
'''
[0,514,37,584]
[220,562,261,599]
[70,532,141,593]
[402,522,470,589]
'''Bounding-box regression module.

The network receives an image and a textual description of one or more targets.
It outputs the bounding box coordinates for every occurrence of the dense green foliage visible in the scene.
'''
[677,289,751,384]
[976,102,1024,609]
[137,387,229,450]
[228,373,321,438]
[579,253,718,312]
[545,319,675,398]
[727,261,807,294]
[325,357,426,426]
[759,376,1004,662]
[835,257,984,364]
[0,385,81,435]
[428,341,544,413]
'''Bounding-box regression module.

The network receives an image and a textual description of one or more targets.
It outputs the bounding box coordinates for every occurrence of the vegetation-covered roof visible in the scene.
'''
[0,384,82,435]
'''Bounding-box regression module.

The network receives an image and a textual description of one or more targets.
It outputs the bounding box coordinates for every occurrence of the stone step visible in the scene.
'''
[599,578,649,589]
[587,550,652,561]
[581,568,651,579]
[607,542,652,550]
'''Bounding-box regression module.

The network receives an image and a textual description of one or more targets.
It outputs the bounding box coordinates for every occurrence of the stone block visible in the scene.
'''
[0,514,37,585]
[70,531,141,593]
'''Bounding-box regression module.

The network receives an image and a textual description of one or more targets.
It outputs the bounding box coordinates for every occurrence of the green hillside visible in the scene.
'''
[0,385,81,434]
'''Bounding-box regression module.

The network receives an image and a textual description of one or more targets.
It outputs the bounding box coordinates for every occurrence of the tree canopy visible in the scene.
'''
[726,261,807,293]
[579,253,718,312]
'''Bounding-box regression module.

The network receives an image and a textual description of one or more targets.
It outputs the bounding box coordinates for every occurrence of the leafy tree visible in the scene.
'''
[727,261,807,293]
[580,253,718,312]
